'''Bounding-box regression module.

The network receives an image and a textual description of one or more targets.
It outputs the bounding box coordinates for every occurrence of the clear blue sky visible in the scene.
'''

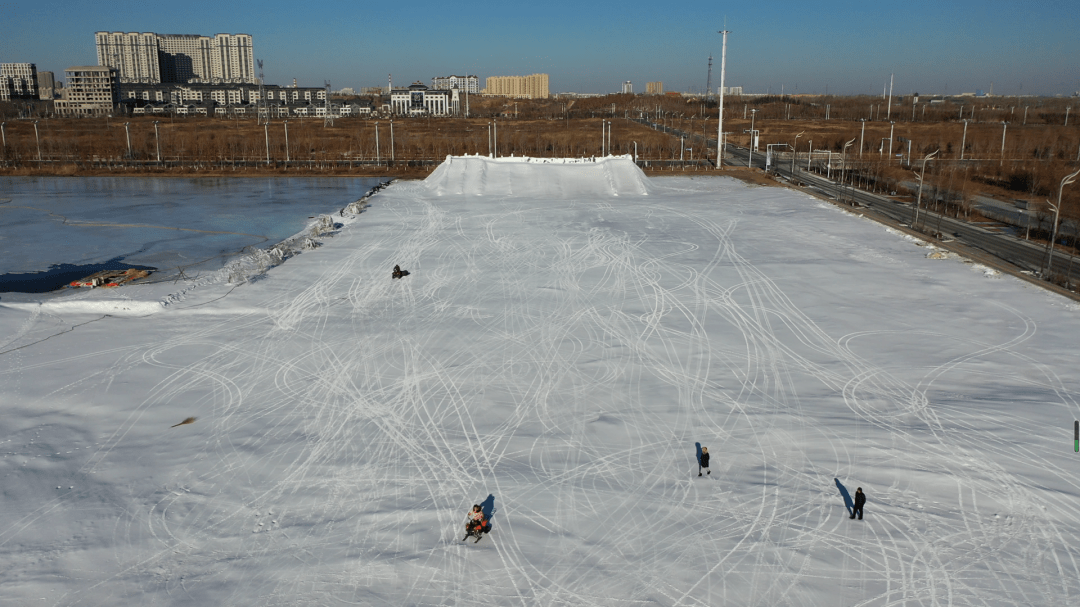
[2,0,1077,96]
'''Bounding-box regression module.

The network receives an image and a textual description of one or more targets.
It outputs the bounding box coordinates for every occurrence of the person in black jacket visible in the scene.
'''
[851,487,866,520]
[699,446,710,476]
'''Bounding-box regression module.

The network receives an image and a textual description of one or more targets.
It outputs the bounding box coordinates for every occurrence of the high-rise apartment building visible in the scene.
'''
[646,81,663,95]
[622,81,633,94]
[483,74,549,99]
[37,71,56,99]
[53,66,118,115]
[95,31,255,84]
[0,63,39,101]
[431,75,479,94]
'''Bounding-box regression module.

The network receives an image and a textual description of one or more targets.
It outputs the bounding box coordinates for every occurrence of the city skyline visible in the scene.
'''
[1,0,1078,97]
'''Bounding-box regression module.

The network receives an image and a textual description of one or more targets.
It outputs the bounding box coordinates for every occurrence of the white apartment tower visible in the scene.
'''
[95,31,255,84]
[0,63,38,100]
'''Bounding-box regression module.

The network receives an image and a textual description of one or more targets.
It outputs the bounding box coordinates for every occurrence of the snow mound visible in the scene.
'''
[2,298,164,317]
[423,154,652,197]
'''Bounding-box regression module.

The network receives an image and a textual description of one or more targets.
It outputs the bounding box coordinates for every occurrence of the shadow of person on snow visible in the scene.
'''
[835,478,854,516]
[480,494,496,533]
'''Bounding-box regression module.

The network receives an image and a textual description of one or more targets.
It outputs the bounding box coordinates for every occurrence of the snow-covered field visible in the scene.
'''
[2,156,1079,606]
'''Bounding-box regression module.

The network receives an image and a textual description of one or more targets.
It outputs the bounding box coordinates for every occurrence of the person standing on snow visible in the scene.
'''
[851,487,866,520]
[699,446,710,476]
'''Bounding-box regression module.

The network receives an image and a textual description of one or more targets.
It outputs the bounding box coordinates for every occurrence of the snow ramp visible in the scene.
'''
[423,155,653,197]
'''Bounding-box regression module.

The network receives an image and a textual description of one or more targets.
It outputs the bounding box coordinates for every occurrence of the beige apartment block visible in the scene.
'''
[483,74,549,99]
[646,81,663,95]
[54,66,118,115]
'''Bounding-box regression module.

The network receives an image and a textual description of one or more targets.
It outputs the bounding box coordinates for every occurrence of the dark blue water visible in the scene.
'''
[0,176,387,293]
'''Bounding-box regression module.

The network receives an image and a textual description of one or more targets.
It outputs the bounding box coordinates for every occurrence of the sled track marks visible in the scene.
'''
[3,178,1080,606]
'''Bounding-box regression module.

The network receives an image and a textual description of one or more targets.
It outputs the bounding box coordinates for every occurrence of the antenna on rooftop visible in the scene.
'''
[706,55,713,102]
[324,80,333,127]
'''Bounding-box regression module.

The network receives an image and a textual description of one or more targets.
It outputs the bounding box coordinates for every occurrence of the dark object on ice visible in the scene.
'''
[698,446,710,476]
[851,487,866,520]
[392,264,410,279]
[170,417,197,428]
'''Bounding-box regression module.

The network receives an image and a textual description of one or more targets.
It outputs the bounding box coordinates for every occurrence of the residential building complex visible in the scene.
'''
[37,71,56,99]
[53,66,118,115]
[1,63,38,101]
[483,74,549,99]
[622,81,633,94]
[646,81,663,95]
[119,82,327,116]
[95,31,256,84]
[431,75,479,94]
[391,82,454,116]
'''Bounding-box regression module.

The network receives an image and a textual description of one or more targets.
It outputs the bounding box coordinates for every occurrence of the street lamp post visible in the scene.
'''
[791,131,803,176]
[1,122,6,148]
[1043,168,1080,278]
[888,121,895,163]
[840,138,855,202]
[912,149,939,230]
[154,121,161,163]
[264,122,270,165]
[390,120,395,163]
[859,119,865,159]
[807,140,813,170]
[375,122,380,165]
[1000,121,1007,166]
[283,120,289,164]
[123,122,131,159]
[960,119,968,161]
[747,108,757,168]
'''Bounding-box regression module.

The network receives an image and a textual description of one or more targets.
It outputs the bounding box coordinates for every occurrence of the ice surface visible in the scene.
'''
[1,156,1079,606]
[0,176,385,293]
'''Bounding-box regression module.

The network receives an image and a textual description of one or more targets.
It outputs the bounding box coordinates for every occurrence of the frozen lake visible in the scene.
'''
[0,176,387,294]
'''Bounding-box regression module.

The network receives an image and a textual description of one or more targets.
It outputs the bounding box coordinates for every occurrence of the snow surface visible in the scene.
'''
[2,156,1080,606]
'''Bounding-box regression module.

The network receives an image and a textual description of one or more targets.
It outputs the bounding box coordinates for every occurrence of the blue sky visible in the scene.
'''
[2,0,1077,95]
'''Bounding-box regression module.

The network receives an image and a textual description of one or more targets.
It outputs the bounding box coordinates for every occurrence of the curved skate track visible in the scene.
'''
[2,157,1080,606]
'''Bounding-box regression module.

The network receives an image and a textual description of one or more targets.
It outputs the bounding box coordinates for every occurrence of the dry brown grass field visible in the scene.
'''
[1,94,1076,213]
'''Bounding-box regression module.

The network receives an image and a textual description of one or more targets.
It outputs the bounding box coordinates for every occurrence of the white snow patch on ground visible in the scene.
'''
[1,157,1079,606]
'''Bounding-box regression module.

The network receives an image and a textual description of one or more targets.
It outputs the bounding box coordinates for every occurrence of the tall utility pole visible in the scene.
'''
[257,59,265,124]
[886,73,894,121]
[705,55,713,102]
[154,121,161,163]
[716,28,729,170]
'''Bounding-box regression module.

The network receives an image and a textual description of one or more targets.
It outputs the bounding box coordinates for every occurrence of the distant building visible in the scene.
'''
[54,66,118,115]
[335,87,356,96]
[720,86,743,96]
[390,82,452,116]
[431,75,479,94]
[622,81,633,94]
[646,81,663,95]
[0,63,38,101]
[483,74,549,99]
[37,71,55,99]
[118,82,324,112]
[359,86,386,96]
[95,31,256,84]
